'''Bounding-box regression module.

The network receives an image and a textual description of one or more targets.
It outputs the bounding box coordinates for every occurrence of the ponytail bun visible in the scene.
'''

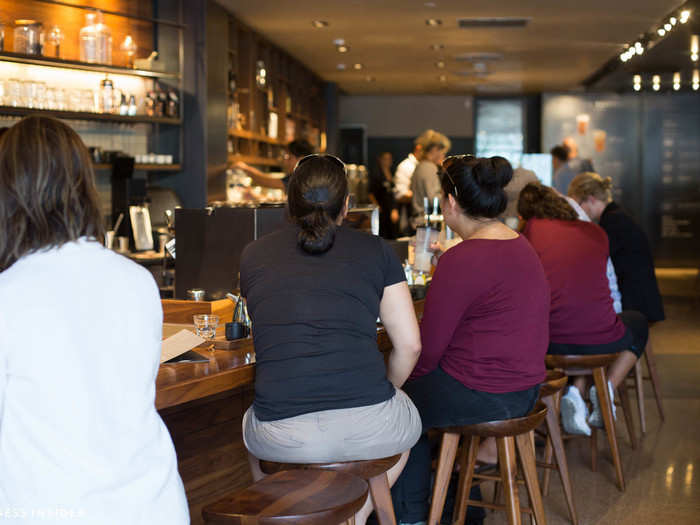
[287,155,348,255]
[601,176,613,190]
[472,156,513,190]
[297,207,336,254]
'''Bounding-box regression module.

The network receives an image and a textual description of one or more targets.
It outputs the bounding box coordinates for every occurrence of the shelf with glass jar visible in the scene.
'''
[0,105,180,125]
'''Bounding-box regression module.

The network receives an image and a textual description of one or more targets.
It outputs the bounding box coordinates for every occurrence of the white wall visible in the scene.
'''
[339,95,474,137]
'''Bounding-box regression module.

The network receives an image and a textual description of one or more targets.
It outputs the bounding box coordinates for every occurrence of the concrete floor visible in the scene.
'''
[483,269,700,525]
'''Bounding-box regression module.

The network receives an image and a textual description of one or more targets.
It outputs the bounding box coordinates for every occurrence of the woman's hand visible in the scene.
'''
[430,241,444,266]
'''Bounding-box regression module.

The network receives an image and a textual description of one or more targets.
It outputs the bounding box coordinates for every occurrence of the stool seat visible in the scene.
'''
[539,370,567,399]
[260,454,401,480]
[259,455,402,525]
[440,402,547,438]
[202,469,368,525]
[546,353,618,370]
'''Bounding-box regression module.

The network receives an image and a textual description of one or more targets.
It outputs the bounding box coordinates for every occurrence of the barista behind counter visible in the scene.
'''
[233,140,314,191]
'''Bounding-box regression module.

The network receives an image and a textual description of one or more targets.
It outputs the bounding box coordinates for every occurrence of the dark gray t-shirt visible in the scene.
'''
[240,225,406,421]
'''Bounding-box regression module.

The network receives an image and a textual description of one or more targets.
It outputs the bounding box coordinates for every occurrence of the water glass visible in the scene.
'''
[193,314,219,340]
[414,226,440,273]
[5,79,21,107]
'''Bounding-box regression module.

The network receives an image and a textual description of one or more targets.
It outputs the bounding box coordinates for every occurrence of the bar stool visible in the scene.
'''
[630,345,665,434]
[202,469,368,524]
[427,403,548,525]
[259,454,401,525]
[545,354,633,491]
[538,370,578,525]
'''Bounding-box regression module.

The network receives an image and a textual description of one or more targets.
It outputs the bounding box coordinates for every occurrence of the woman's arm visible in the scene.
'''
[380,281,421,388]
[233,161,286,191]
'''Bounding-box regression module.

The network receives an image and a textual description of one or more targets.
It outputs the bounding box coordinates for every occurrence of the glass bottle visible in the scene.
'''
[94,11,112,64]
[99,77,114,114]
[79,12,98,63]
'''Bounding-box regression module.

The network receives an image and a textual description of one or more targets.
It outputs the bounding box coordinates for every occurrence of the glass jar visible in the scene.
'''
[94,10,112,64]
[14,20,43,55]
[80,11,111,64]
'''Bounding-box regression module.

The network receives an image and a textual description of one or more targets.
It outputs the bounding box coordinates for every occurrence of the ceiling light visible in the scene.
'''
[439,74,447,82]
[353,63,363,70]
[693,69,699,90]
[365,75,375,82]
[692,35,699,61]
[658,28,666,36]
[333,38,345,46]
[430,44,444,50]
[426,19,442,26]
[670,16,677,26]
[424,2,437,7]
[673,72,681,90]
[680,10,691,23]
[336,63,346,70]
[652,74,661,91]
[665,23,672,31]
[436,61,445,68]
[337,45,349,53]
[311,20,328,28]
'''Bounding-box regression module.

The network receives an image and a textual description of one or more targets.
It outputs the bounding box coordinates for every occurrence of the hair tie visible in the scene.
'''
[303,187,330,204]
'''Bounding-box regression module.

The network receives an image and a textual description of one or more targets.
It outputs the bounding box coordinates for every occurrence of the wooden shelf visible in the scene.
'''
[229,129,285,145]
[0,52,180,79]
[35,0,185,28]
[0,106,181,125]
[229,154,282,167]
[94,163,182,171]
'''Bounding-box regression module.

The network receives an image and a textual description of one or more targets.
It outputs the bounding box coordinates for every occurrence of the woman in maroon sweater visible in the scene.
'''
[518,183,647,436]
[391,156,550,524]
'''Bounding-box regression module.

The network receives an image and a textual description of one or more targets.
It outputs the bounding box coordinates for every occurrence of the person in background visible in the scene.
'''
[410,133,451,229]
[551,144,576,195]
[394,129,436,235]
[518,183,648,436]
[240,155,422,525]
[0,116,188,524]
[369,151,399,239]
[233,138,315,191]
[568,172,664,323]
[563,136,594,174]
[392,156,549,524]
[500,165,538,229]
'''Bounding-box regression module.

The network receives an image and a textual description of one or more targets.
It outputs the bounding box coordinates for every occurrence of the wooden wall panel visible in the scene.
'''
[0,1,153,68]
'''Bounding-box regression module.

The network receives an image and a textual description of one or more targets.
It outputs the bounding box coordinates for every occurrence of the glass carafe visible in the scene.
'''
[79,12,98,62]
[94,10,112,64]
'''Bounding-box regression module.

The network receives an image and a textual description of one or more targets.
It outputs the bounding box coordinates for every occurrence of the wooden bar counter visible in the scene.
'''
[156,299,425,524]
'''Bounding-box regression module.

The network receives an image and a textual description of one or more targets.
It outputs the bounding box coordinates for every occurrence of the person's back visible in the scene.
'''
[0,242,188,524]
[501,167,538,222]
[523,218,625,345]
[241,225,398,420]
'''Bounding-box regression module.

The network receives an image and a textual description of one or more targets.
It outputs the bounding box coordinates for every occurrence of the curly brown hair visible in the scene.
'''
[0,116,105,271]
[517,182,578,221]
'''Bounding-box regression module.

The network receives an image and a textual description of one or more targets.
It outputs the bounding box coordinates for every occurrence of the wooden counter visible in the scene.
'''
[157,299,424,524]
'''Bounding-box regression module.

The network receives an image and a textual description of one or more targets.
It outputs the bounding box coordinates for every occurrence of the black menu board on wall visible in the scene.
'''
[642,94,700,264]
[542,94,642,216]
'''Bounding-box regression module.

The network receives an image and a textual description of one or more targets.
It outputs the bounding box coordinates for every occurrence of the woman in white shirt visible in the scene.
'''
[0,116,188,524]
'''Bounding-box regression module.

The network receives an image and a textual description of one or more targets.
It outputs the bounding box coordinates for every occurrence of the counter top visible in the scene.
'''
[155,299,424,410]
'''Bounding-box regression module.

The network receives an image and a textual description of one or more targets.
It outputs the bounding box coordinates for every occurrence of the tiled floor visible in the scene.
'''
[483,269,700,525]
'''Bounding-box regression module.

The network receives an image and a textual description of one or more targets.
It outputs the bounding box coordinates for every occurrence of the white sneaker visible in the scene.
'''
[588,382,616,429]
[560,386,591,436]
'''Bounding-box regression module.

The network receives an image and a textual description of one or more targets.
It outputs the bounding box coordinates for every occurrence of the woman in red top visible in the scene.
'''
[518,183,647,436]
[391,156,550,524]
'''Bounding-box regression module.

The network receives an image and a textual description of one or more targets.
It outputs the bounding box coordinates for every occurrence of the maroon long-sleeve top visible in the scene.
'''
[410,235,550,393]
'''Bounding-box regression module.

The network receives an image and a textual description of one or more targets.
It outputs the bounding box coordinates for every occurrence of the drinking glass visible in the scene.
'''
[414,226,440,272]
[193,314,219,341]
[6,79,21,107]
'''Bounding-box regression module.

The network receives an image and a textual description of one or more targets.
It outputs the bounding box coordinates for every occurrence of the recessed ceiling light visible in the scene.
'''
[430,44,445,51]
[337,45,349,53]
[365,75,376,82]
[426,19,442,26]
[353,63,363,70]
[436,61,445,68]
[424,2,437,7]
[439,74,447,82]
[336,63,347,70]
[333,38,345,46]
[311,20,328,28]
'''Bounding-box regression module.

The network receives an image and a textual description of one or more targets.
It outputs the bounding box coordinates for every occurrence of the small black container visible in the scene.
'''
[226,322,249,340]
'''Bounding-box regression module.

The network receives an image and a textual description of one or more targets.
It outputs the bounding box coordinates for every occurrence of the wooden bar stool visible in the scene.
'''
[538,370,578,525]
[630,345,665,434]
[427,403,549,525]
[202,469,368,524]
[260,454,401,525]
[545,354,631,491]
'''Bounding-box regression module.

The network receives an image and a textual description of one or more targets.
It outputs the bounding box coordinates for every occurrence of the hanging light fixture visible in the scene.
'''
[691,35,699,61]
[693,70,699,90]
[633,74,642,91]
[673,72,681,90]
[680,10,691,24]
[652,74,661,91]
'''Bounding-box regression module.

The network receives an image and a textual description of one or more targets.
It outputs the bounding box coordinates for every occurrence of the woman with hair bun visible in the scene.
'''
[391,156,550,524]
[568,172,664,323]
[239,155,423,524]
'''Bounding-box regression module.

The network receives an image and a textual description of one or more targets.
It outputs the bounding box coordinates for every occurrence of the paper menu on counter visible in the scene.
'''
[161,324,206,363]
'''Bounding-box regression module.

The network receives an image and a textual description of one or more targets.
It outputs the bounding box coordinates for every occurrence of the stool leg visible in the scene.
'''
[453,435,480,525]
[644,344,665,422]
[593,367,625,491]
[368,473,396,525]
[498,436,522,525]
[427,432,460,525]
[634,360,646,434]
[617,383,637,449]
[516,431,547,525]
[542,395,578,525]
